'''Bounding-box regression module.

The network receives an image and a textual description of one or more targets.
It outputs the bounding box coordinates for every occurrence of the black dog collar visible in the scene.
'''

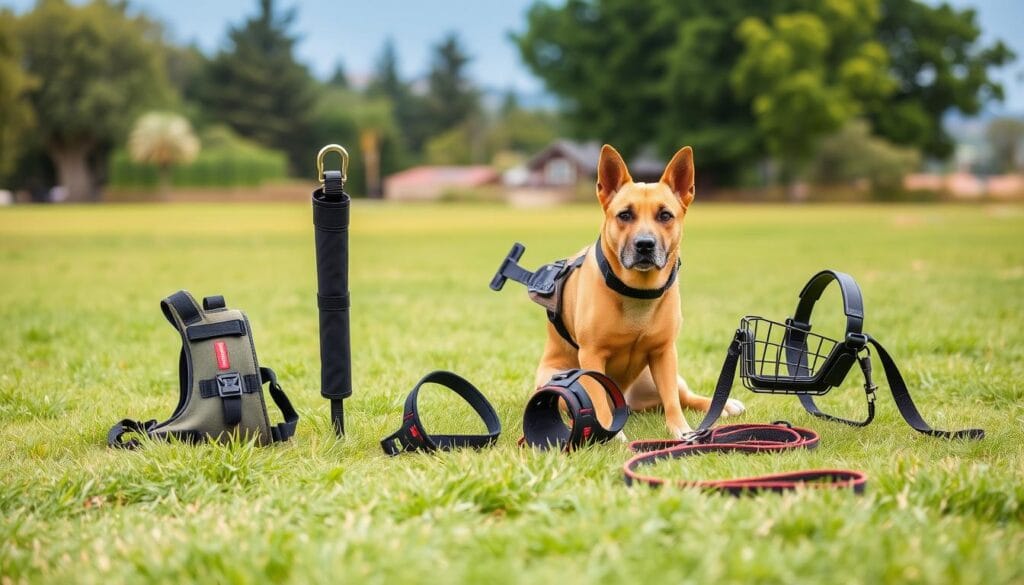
[381,371,502,456]
[523,369,629,451]
[594,236,681,300]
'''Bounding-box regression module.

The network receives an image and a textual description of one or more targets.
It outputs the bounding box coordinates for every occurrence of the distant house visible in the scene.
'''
[514,140,665,188]
[503,140,665,206]
[384,165,499,201]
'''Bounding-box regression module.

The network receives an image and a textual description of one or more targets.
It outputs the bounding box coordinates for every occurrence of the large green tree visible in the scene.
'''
[515,0,1014,186]
[871,0,1014,158]
[17,0,171,201]
[731,1,895,179]
[198,0,317,174]
[0,9,35,180]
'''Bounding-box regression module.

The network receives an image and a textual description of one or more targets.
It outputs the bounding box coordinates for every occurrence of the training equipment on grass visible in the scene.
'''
[624,422,867,494]
[521,369,629,451]
[381,371,501,455]
[107,291,298,449]
[694,269,984,439]
[490,239,679,349]
[313,144,353,436]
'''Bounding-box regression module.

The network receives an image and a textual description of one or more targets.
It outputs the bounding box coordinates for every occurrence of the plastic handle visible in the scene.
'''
[489,243,525,291]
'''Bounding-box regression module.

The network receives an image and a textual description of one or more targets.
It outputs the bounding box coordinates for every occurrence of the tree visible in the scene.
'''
[368,39,429,155]
[425,33,480,137]
[808,119,920,195]
[17,0,171,201]
[871,0,1015,159]
[514,0,1015,186]
[128,112,200,198]
[731,2,895,182]
[0,9,35,180]
[198,0,317,174]
[985,117,1024,173]
[328,61,350,88]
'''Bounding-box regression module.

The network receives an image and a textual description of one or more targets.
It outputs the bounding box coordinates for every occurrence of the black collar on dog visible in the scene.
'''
[381,371,502,455]
[522,369,629,451]
[594,236,681,300]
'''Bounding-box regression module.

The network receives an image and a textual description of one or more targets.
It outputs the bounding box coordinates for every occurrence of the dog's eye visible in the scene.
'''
[657,210,674,222]
[617,210,633,222]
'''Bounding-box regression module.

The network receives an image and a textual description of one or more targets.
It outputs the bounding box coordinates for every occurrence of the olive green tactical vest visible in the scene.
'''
[108,291,298,448]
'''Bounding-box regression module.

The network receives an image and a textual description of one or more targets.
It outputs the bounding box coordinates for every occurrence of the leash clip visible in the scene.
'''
[857,349,878,402]
[681,428,713,445]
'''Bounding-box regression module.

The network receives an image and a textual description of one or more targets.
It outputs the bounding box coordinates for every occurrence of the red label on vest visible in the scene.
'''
[214,341,230,370]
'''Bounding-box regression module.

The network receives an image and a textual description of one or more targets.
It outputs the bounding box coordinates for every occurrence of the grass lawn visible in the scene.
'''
[1,201,1022,584]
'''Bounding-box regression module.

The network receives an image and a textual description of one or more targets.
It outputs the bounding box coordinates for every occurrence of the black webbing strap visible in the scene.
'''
[594,236,680,300]
[381,371,501,455]
[161,291,202,326]
[203,295,226,310]
[623,423,867,495]
[107,418,158,449]
[694,332,744,432]
[186,320,246,341]
[864,336,983,439]
[785,271,983,439]
[261,367,299,443]
[795,354,877,427]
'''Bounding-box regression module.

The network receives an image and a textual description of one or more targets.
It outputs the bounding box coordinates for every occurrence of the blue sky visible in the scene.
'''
[3,0,1023,110]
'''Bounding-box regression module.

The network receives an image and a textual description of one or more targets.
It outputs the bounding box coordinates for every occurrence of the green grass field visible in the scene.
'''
[1,201,1023,584]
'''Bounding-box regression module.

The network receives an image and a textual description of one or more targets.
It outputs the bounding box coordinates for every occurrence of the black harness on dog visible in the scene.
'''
[490,238,680,348]
[522,369,629,451]
[695,270,984,440]
[381,371,502,455]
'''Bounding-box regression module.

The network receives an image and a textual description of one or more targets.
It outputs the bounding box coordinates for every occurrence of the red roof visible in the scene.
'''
[385,165,498,188]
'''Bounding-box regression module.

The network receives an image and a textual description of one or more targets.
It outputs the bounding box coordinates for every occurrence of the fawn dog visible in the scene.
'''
[534,144,744,437]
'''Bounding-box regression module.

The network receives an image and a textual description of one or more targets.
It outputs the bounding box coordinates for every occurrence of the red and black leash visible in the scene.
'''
[624,422,867,495]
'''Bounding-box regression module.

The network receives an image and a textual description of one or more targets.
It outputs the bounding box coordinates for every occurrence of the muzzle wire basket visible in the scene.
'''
[738,316,858,396]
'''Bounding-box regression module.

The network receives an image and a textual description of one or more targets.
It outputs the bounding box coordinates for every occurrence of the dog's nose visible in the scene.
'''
[634,236,656,254]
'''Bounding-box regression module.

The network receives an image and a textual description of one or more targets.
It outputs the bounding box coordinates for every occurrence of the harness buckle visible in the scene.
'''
[216,372,243,397]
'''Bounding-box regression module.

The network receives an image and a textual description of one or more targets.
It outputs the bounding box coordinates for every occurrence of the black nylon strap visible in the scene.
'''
[694,332,745,432]
[866,336,984,439]
[107,418,158,449]
[796,354,877,427]
[161,290,202,326]
[594,236,680,300]
[202,295,226,310]
[186,319,246,341]
[785,271,982,440]
[222,395,242,426]
[381,371,501,455]
[261,367,299,443]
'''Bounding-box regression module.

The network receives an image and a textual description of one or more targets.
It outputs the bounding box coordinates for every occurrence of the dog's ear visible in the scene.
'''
[660,146,695,208]
[596,144,633,209]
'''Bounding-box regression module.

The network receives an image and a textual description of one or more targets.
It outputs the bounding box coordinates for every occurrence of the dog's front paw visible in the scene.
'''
[668,424,694,440]
[721,398,746,418]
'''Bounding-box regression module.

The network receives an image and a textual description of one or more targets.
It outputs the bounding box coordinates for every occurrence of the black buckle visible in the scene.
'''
[217,372,243,397]
[845,332,868,349]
